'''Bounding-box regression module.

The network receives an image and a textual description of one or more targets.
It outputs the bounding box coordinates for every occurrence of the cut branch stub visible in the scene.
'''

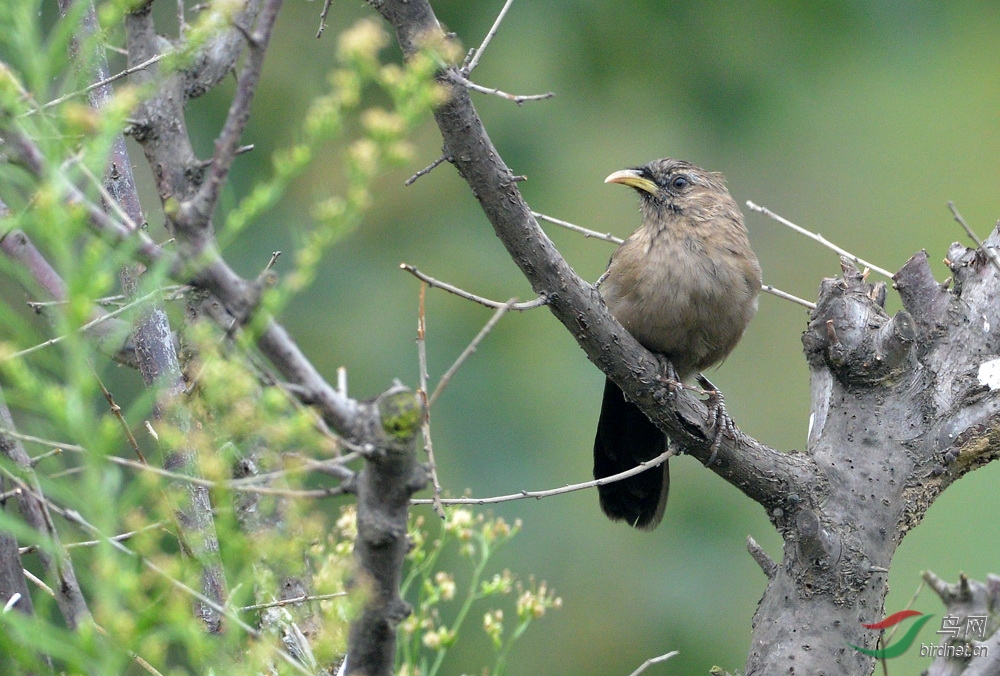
[893,249,953,340]
[794,509,842,568]
[346,385,428,676]
[802,257,915,386]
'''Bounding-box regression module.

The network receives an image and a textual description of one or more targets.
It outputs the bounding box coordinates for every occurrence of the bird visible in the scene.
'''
[594,158,761,530]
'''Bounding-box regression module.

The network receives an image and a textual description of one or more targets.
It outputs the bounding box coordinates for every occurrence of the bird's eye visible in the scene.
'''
[670,175,690,190]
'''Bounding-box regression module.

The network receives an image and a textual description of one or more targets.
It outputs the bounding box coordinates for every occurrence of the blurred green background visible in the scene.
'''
[147,1,1000,673]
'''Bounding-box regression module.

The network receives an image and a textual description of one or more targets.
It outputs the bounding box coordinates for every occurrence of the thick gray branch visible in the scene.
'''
[61,0,230,631]
[370,0,811,514]
[346,386,428,676]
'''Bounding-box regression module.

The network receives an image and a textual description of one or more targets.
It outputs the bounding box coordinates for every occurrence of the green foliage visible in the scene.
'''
[0,3,565,674]
[224,17,449,320]
[397,507,561,676]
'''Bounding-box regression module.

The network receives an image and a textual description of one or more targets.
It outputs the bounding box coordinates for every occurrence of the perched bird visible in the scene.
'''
[594,159,761,530]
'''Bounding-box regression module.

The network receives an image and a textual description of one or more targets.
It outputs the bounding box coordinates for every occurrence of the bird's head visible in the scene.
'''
[605,158,737,223]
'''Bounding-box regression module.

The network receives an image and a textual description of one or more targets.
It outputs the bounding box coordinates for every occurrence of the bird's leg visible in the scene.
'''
[695,374,735,467]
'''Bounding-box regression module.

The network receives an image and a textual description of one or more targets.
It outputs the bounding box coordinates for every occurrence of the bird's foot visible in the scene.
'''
[653,354,684,393]
[696,375,735,467]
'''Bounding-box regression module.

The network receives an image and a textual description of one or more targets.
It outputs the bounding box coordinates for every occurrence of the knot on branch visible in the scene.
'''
[894,250,955,339]
[803,258,915,385]
[794,509,841,568]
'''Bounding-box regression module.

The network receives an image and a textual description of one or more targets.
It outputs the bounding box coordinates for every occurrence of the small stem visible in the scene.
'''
[463,0,516,74]
[427,535,492,676]
[746,200,894,278]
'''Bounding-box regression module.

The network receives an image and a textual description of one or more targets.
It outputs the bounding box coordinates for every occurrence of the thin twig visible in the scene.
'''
[195,144,255,168]
[948,201,1000,274]
[532,211,623,244]
[628,650,679,676]
[96,373,146,463]
[0,430,86,452]
[746,535,777,579]
[2,428,348,498]
[19,522,166,554]
[336,367,348,398]
[411,448,673,506]
[450,72,553,105]
[416,283,445,518]
[28,447,62,467]
[26,285,190,309]
[21,568,54,597]
[746,200,894,278]
[72,155,140,231]
[400,263,546,310]
[106,455,346,498]
[191,0,284,224]
[429,297,516,407]
[22,54,166,116]
[405,154,449,186]
[761,284,815,310]
[177,0,186,40]
[0,488,23,501]
[316,0,334,38]
[463,0,516,74]
[3,288,161,362]
[238,592,347,612]
[885,579,926,644]
[256,250,281,286]
[2,593,21,613]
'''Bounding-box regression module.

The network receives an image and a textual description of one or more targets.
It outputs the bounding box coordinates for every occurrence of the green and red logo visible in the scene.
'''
[849,610,934,659]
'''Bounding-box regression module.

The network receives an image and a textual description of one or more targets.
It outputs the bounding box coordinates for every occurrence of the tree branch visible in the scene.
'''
[345,386,428,676]
[60,0,231,631]
[185,0,283,232]
[0,386,90,629]
[371,0,813,514]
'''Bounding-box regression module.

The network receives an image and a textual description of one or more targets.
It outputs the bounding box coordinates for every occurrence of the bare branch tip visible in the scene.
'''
[747,199,893,279]
[747,535,777,579]
[405,154,449,186]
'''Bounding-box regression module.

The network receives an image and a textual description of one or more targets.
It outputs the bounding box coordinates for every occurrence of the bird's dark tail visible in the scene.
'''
[593,378,669,530]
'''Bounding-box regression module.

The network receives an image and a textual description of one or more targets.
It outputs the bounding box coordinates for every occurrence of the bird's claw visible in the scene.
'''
[696,375,735,467]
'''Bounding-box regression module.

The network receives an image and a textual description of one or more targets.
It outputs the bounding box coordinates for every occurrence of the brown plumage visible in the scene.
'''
[594,158,761,530]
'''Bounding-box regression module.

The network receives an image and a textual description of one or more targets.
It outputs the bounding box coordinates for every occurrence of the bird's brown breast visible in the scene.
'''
[601,210,761,380]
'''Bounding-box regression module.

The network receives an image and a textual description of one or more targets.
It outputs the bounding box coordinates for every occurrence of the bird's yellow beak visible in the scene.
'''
[605,169,658,196]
